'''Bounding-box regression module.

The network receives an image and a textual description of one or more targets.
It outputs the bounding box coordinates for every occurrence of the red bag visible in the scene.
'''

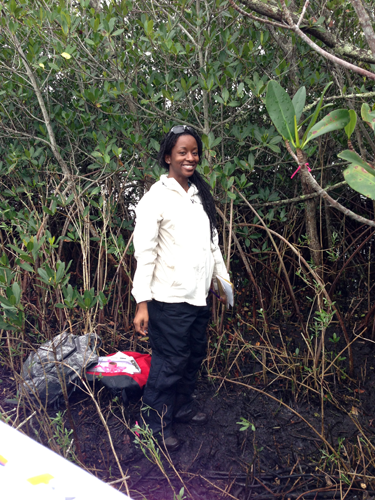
[86,351,151,405]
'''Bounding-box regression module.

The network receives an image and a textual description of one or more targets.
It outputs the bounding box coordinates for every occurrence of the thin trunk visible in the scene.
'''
[324,198,334,249]
[351,0,375,58]
[296,149,322,274]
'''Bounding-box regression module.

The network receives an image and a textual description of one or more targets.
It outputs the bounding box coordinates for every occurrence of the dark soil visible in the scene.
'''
[2,323,375,500]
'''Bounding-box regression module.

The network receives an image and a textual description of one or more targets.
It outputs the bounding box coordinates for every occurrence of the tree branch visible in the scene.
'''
[283,141,375,227]
[8,32,72,177]
[303,91,375,112]
[304,168,375,228]
[233,0,375,64]
[297,0,309,28]
[251,181,348,208]
[228,0,287,29]
[280,0,375,81]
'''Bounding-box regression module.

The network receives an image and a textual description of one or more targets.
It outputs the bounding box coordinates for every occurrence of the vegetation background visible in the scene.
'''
[1,0,375,498]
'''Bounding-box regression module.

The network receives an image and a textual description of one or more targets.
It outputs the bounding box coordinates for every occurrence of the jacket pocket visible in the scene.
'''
[154,256,175,286]
[172,259,198,295]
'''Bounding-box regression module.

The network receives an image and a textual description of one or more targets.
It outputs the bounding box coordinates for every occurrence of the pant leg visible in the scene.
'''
[142,301,198,437]
[176,303,210,401]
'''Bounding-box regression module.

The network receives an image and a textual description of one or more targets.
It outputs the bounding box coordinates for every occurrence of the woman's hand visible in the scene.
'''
[211,280,227,305]
[134,301,149,336]
[218,292,227,305]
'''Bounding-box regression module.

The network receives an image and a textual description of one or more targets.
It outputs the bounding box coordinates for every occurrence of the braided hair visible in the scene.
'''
[157,126,217,241]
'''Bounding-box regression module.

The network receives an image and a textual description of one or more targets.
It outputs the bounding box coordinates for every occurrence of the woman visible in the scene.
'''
[132,125,230,451]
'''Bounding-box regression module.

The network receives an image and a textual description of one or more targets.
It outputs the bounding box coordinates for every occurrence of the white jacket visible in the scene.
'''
[132,175,230,306]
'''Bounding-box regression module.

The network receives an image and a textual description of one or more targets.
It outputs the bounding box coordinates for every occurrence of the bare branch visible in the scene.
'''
[251,181,348,208]
[303,91,375,112]
[234,0,375,64]
[297,0,309,28]
[228,0,287,29]
[280,0,375,81]
[8,31,72,177]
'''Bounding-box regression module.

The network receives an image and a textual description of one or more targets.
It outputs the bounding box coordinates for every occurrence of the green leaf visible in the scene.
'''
[302,81,333,144]
[19,254,34,264]
[42,205,53,215]
[267,144,281,153]
[19,262,34,273]
[11,282,21,304]
[201,134,209,148]
[149,138,160,152]
[55,261,66,283]
[180,78,188,92]
[0,296,15,309]
[344,110,357,139]
[112,29,124,36]
[9,0,17,15]
[361,103,375,132]
[305,109,350,145]
[52,196,58,212]
[48,62,60,71]
[145,19,154,36]
[265,81,295,142]
[343,164,375,200]
[89,186,101,196]
[292,86,306,123]
[338,150,375,176]
[65,193,75,205]
[340,148,375,199]
[37,268,51,284]
[0,318,12,330]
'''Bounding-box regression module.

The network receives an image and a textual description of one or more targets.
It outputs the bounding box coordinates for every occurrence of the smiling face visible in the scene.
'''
[165,134,199,191]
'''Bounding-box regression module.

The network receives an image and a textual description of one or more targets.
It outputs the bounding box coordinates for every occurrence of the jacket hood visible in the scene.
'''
[160,174,199,196]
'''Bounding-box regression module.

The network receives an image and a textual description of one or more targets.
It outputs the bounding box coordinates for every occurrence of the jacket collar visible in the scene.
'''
[160,174,199,196]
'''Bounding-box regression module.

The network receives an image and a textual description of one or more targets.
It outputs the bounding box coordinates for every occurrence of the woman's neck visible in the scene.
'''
[167,174,190,192]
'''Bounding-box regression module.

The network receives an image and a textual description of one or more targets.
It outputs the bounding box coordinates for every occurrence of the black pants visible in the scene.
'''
[142,300,210,437]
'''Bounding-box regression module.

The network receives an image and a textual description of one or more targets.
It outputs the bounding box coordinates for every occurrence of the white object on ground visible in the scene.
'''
[92,352,141,374]
[0,420,132,500]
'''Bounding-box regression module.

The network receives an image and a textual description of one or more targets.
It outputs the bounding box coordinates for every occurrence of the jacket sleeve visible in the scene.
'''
[131,192,162,303]
[211,229,230,288]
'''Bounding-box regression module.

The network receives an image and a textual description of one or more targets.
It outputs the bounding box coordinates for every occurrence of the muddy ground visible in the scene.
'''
[2,323,375,500]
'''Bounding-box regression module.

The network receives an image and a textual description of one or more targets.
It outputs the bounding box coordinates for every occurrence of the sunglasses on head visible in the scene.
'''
[170,125,193,134]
